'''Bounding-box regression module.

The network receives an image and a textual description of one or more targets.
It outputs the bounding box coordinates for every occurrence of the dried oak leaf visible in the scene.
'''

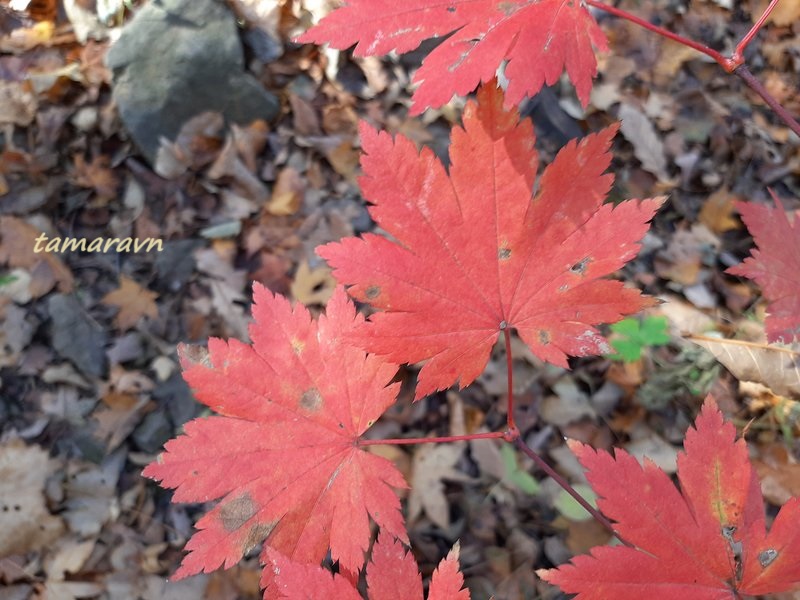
[143,286,407,596]
[298,0,607,112]
[319,83,664,399]
[727,192,800,344]
[267,531,470,600]
[539,397,800,598]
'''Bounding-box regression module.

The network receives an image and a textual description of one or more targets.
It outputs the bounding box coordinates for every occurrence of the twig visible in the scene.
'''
[735,65,800,138]
[359,431,506,446]
[734,0,781,61]
[585,0,800,138]
[504,328,516,431]
[514,436,634,547]
[584,0,732,70]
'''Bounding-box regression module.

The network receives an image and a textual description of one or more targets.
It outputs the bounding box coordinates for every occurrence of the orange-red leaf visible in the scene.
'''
[142,286,407,595]
[319,83,663,399]
[538,397,800,598]
[297,0,607,111]
[727,192,800,344]
[267,532,470,599]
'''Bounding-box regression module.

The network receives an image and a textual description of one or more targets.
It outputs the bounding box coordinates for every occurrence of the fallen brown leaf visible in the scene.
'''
[101,275,159,330]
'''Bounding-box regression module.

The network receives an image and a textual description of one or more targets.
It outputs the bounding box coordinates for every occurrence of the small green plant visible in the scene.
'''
[608,315,670,362]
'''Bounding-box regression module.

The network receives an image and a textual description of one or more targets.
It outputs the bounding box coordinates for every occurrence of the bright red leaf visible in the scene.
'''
[319,83,664,399]
[726,191,800,344]
[297,0,608,112]
[267,531,470,599]
[142,286,408,596]
[538,397,800,599]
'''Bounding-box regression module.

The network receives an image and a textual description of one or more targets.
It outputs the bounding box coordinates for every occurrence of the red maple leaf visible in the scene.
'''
[318,83,664,399]
[142,286,408,595]
[297,0,608,112]
[538,397,800,599]
[727,192,800,344]
[267,531,470,599]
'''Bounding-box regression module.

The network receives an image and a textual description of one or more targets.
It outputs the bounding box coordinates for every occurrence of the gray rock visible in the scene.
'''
[105,0,279,163]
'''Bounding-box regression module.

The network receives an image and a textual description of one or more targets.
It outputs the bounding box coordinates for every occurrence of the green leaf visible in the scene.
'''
[0,274,17,287]
[608,316,670,362]
[500,444,540,495]
[554,484,597,521]
[639,316,671,345]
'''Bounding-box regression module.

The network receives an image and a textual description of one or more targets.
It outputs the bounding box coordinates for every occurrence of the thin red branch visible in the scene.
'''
[584,0,733,70]
[735,65,800,138]
[734,0,781,61]
[359,431,506,446]
[504,328,516,431]
[514,436,634,548]
[586,0,800,141]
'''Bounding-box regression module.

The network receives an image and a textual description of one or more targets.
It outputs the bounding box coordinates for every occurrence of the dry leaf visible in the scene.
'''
[93,391,150,451]
[325,140,359,180]
[699,187,740,233]
[72,154,119,201]
[267,167,305,216]
[689,334,800,399]
[0,216,74,295]
[619,102,669,182]
[754,0,800,25]
[289,260,335,305]
[0,441,64,556]
[101,275,159,330]
[0,80,37,126]
[407,444,471,529]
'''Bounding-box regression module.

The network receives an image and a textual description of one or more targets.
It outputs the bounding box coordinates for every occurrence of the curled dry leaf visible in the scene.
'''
[688,334,800,400]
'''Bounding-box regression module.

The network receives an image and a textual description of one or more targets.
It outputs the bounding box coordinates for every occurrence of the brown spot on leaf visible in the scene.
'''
[220,492,258,532]
[365,285,380,299]
[300,388,323,412]
[243,520,278,555]
[179,344,212,368]
[570,257,591,275]
[539,330,551,345]
[759,549,778,568]
[498,247,511,260]
[497,1,520,16]
[290,337,305,355]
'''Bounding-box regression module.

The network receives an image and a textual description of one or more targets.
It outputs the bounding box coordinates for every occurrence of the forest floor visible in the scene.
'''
[1,0,799,598]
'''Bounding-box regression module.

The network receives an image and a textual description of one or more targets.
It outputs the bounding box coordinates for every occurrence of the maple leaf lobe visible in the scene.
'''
[726,192,800,344]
